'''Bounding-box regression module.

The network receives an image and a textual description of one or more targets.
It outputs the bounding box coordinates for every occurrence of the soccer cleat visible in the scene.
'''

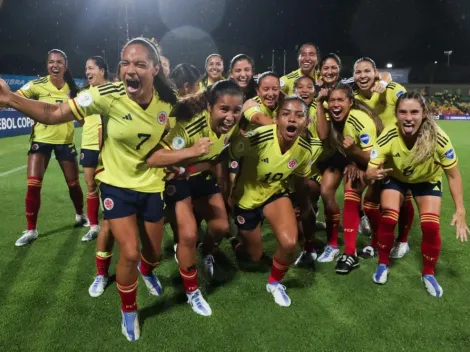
[75,214,90,227]
[294,250,318,266]
[358,215,372,236]
[372,264,389,284]
[422,275,444,297]
[121,310,140,342]
[81,225,100,242]
[15,229,39,247]
[390,242,410,259]
[359,245,377,259]
[174,243,179,264]
[88,275,108,297]
[315,221,326,230]
[202,254,215,278]
[187,289,212,316]
[266,282,291,307]
[335,254,360,275]
[137,262,163,296]
[317,245,340,263]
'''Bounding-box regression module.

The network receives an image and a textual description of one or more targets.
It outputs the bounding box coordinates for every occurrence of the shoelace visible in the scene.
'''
[93,276,104,289]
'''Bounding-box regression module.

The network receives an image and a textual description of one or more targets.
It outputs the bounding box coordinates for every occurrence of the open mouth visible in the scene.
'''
[357,78,371,88]
[301,62,313,69]
[330,107,343,120]
[126,79,140,93]
[87,75,94,83]
[220,120,234,133]
[402,123,414,134]
[286,124,297,137]
[299,93,310,100]
[51,68,60,74]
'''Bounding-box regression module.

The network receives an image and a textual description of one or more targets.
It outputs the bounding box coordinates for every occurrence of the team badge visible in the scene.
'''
[31,143,39,151]
[20,83,30,91]
[236,215,245,225]
[287,158,297,169]
[166,185,176,196]
[396,90,405,98]
[103,198,114,211]
[360,133,370,145]
[80,153,84,160]
[172,136,185,150]
[445,149,455,159]
[230,160,239,169]
[157,111,168,124]
[370,148,379,160]
[77,92,93,107]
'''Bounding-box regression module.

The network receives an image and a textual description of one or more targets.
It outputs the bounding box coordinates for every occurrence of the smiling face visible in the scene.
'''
[298,45,318,73]
[328,88,353,122]
[321,58,340,86]
[276,100,308,143]
[85,59,106,87]
[294,77,315,105]
[47,52,67,80]
[120,43,158,101]
[208,93,243,135]
[256,75,280,109]
[231,59,253,89]
[353,60,377,91]
[206,55,224,82]
[396,98,424,137]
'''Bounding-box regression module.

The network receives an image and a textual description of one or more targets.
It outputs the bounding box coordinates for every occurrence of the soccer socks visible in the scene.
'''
[96,251,112,277]
[67,179,84,215]
[377,209,399,266]
[87,191,100,227]
[420,213,441,276]
[25,177,42,230]
[363,201,381,247]
[325,209,340,247]
[117,280,138,312]
[342,191,361,255]
[138,255,159,276]
[268,257,289,283]
[179,267,199,293]
[397,195,414,243]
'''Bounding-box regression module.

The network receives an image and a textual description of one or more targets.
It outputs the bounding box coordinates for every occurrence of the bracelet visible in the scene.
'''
[379,80,388,88]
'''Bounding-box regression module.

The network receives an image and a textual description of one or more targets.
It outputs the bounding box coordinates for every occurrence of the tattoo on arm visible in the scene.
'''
[43,103,52,122]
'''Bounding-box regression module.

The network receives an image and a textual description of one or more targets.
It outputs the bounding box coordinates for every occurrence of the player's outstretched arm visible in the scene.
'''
[147,138,213,167]
[0,79,74,125]
[445,165,469,242]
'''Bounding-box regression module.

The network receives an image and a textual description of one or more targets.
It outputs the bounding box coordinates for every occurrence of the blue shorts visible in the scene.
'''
[382,177,442,198]
[28,141,77,161]
[228,159,239,174]
[80,149,99,168]
[99,183,165,222]
[233,193,288,231]
[317,152,350,173]
[165,171,220,204]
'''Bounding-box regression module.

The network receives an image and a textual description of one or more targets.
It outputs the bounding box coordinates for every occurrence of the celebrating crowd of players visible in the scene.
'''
[0,38,469,342]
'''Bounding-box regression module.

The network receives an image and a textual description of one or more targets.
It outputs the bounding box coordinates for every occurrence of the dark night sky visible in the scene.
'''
[0,0,469,79]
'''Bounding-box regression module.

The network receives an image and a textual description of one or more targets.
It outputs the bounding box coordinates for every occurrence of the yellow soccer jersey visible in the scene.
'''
[369,124,457,184]
[81,114,101,151]
[354,82,406,128]
[229,124,313,209]
[342,109,377,152]
[68,82,172,193]
[307,100,318,138]
[17,76,74,144]
[244,96,276,132]
[280,69,320,96]
[159,110,234,169]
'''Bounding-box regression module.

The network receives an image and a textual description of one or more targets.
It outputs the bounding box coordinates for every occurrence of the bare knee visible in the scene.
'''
[178,227,198,248]
[278,232,298,254]
[120,245,140,265]
[86,181,97,194]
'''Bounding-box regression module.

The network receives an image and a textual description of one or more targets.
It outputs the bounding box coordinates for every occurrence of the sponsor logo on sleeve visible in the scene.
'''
[77,92,93,107]
[172,136,185,150]
[445,148,455,159]
[370,148,379,160]
[360,133,370,145]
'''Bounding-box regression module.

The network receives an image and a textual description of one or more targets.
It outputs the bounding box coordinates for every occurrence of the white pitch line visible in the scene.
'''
[0,165,27,177]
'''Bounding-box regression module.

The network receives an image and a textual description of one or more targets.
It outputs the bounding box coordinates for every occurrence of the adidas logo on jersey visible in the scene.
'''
[262,158,269,163]
[122,114,132,120]
[393,153,401,157]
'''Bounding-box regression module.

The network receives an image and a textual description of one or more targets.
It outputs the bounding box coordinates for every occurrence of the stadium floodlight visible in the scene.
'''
[434,61,438,64]
[444,50,453,67]
[386,63,393,68]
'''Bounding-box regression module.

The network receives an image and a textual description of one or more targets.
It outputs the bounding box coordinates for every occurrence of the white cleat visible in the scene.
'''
[266,282,291,307]
[294,250,318,266]
[372,264,389,284]
[137,263,163,296]
[358,215,371,235]
[317,245,340,263]
[203,254,215,278]
[88,275,108,297]
[121,310,140,342]
[174,243,179,264]
[422,275,444,297]
[81,225,100,242]
[15,229,39,247]
[390,242,410,259]
[75,214,90,227]
[187,289,212,316]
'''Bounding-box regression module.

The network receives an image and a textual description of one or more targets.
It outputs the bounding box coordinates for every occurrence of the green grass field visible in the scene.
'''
[1,121,470,352]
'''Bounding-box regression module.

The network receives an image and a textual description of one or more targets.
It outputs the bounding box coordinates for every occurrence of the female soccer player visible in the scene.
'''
[280,43,320,95]
[230,96,322,307]
[353,57,413,258]
[147,79,243,316]
[160,56,171,77]
[14,49,86,247]
[229,54,257,101]
[366,92,468,297]
[0,37,177,342]
[80,56,108,242]
[199,54,224,91]
[315,84,383,274]
[170,63,201,97]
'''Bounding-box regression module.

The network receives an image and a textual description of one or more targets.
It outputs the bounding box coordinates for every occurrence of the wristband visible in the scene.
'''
[186,165,197,175]
[379,80,388,88]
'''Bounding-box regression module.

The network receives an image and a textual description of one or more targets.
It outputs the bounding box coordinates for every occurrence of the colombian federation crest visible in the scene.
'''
[236,215,245,225]
[103,198,114,210]
[287,158,297,169]
[157,111,168,124]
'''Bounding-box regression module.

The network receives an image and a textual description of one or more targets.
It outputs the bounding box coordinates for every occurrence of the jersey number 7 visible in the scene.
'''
[136,133,151,150]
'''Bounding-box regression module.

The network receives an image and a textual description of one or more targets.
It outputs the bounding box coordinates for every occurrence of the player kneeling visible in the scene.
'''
[366,92,468,297]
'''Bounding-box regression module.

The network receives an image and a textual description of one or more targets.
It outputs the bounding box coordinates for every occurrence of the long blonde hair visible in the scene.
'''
[395,92,438,164]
